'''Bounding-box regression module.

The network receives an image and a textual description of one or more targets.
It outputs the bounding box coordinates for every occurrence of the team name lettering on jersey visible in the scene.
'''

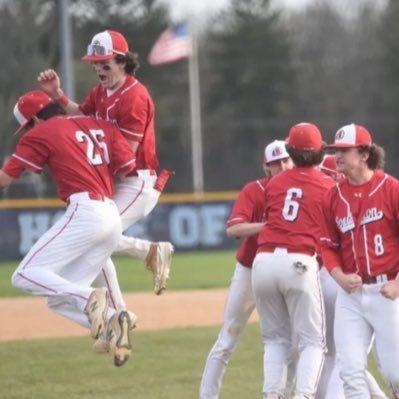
[360,207,384,226]
[335,214,355,233]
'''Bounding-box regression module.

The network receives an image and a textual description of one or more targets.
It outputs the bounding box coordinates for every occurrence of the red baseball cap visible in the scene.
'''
[319,154,344,181]
[264,140,289,164]
[319,155,336,173]
[286,123,324,151]
[327,124,372,148]
[81,30,129,62]
[13,90,52,134]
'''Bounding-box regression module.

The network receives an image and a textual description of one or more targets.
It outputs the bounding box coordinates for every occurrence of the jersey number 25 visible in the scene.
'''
[76,129,110,166]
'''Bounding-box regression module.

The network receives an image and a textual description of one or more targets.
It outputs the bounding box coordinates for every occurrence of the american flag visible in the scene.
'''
[148,23,192,66]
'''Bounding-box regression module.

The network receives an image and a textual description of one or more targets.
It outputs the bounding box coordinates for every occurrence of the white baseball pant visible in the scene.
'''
[316,267,339,398]
[284,268,339,399]
[335,283,399,399]
[94,171,160,309]
[319,267,387,399]
[11,192,122,328]
[252,249,326,399]
[199,263,255,399]
[199,263,298,399]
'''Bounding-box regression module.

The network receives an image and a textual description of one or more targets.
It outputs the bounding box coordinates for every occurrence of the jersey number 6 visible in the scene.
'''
[282,188,303,222]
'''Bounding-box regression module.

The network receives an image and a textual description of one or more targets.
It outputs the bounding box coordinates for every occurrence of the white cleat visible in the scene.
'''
[93,311,137,354]
[84,287,109,339]
[107,310,133,367]
[145,242,174,295]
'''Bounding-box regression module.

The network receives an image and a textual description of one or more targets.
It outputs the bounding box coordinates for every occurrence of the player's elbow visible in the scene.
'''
[226,225,240,239]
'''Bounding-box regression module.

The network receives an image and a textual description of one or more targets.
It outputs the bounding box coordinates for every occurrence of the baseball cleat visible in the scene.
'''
[145,242,174,295]
[107,310,133,367]
[84,287,109,339]
[92,337,109,354]
[93,311,137,354]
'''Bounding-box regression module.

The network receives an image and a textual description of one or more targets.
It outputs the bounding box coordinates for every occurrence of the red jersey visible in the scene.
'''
[226,178,269,268]
[79,76,158,170]
[2,116,135,202]
[258,167,335,254]
[321,170,399,277]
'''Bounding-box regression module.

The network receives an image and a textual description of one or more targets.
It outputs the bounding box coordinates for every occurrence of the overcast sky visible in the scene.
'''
[155,0,388,22]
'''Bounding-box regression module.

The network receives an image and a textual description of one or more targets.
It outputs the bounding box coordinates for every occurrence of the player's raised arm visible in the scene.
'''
[0,170,14,189]
[37,69,82,115]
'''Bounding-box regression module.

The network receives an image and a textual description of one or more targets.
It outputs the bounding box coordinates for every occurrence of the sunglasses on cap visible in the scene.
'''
[87,44,113,56]
[86,44,126,57]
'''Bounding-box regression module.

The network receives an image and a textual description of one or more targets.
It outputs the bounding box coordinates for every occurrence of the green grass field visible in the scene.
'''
[0,324,388,399]
[0,251,390,398]
[0,324,263,399]
[0,250,237,297]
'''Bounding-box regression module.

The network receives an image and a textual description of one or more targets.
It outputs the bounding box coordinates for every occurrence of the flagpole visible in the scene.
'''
[58,0,75,100]
[188,21,204,194]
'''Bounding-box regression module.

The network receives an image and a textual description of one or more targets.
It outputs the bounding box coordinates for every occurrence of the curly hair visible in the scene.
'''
[358,144,385,170]
[115,52,140,75]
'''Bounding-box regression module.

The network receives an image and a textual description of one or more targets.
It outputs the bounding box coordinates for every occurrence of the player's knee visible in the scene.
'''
[11,270,23,290]
[211,340,237,360]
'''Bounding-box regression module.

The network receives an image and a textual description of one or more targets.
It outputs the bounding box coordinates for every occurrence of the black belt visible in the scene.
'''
[361,272,398,284]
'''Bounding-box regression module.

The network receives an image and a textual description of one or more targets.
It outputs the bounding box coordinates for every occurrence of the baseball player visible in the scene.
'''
[252,123,334,399]
[317,154,387,399]
[321,124,399,399]
[0,90,136,366]
[199,140,294,399]
[37,30,173,302]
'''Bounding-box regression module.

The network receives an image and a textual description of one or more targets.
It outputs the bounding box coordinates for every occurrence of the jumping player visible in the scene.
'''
[0,90,136,366]
[321,124,399,398]
[37,30,173,300]
[199,140,293,399]
[252,123,334,399]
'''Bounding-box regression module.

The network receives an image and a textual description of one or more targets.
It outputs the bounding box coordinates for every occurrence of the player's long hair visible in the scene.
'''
[116,52,140,75]
[25,103,66,130]
[358,144,385,170]
[287,147,325,167]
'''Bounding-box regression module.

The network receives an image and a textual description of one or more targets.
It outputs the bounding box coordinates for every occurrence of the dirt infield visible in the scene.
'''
[0,289,259,342]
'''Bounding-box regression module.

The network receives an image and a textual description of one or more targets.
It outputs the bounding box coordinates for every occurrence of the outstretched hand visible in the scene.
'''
[37,69,62,99]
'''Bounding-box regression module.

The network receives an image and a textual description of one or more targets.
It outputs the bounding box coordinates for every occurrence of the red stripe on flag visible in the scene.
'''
[148,24,192,66]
